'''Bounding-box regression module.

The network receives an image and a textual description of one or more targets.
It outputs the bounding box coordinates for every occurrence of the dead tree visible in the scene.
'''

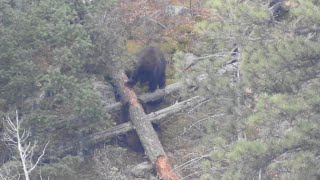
[110,69,179,180]
[87,96,206,145]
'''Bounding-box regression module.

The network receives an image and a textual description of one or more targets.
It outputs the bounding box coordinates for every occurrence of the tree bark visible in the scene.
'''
[110,69,179,180]
[106,81,182,112]
[87,96,206,145]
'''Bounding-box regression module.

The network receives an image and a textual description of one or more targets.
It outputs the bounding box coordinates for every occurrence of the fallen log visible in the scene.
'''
[106,81,183,112]
[110,69,179,180]
[87,96,206,145]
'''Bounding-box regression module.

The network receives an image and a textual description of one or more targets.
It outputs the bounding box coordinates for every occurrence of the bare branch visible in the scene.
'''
[2,111,49,180]
[184,53,225,71]
[146,17,167,29]
[29,141,49,173]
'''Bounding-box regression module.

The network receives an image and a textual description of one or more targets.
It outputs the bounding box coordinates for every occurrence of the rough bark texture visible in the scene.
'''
[87,96,206,145]
[156,155,180,180]
[110,69,179,179]
[106,81,183,112]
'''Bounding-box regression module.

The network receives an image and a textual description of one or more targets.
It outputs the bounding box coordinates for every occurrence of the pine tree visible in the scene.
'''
[173,0,320,179]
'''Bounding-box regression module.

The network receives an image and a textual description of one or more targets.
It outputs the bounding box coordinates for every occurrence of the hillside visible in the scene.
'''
[0,0,319,179]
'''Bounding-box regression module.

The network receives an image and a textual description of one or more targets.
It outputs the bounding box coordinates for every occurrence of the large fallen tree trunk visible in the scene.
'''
[87,96,206,145]
[110,69,179,180]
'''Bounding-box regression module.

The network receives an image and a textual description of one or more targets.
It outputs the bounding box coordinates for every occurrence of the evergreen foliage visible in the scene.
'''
[0,0,319,179]
[0,0,116,177]
[173,0,320,179]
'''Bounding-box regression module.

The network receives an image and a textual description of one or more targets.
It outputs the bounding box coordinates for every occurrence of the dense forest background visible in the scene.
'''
[0,0,319,179]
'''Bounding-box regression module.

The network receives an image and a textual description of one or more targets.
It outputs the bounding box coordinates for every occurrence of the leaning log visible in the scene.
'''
[106,81,183,112]
[87,96,206,145]
[110,69,179,180]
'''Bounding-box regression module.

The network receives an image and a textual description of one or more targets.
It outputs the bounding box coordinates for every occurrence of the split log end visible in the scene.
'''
[155,155,179,180]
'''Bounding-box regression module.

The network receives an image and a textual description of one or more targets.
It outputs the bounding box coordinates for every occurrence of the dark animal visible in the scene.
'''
[268,0,289,21]
[126,47,166,92]
[122,47,166,152]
